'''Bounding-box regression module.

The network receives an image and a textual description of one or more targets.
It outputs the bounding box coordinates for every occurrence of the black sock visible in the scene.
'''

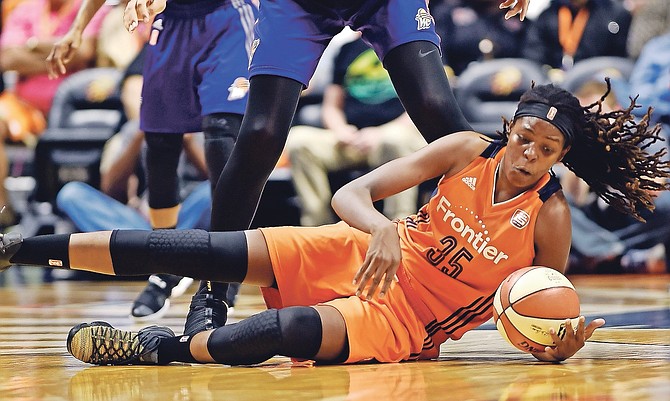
[157,335,199,364]
[9,234,71,268]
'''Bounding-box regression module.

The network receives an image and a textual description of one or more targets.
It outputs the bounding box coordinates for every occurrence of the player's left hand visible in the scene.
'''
[124,0,166,33]
[499,0,530,21]
[532,316,606,362]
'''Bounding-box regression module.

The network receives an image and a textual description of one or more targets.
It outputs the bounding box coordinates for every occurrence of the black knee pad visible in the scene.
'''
[207,306,323,365]
[109,229,247,282]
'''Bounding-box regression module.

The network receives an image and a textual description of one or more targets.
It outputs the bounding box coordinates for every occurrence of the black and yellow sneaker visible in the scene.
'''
[67,321,174,365]
[183,281,229,337]
[0,232,22,272]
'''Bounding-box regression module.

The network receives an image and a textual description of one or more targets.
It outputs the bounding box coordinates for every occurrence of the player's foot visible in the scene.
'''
[183,282,228,337]
[130,275,193,322]
[0,232,23,272]
[67,321,174,365]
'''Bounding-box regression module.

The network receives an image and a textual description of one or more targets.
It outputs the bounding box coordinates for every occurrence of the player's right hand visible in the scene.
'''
[46,30,82,79]
[124,0,166,33]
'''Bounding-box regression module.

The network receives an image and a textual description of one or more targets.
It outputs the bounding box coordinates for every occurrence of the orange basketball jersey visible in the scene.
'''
[397,141,561,344]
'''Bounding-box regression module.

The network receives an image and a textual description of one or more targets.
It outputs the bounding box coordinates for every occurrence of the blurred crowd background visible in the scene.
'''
[1,0,669,288]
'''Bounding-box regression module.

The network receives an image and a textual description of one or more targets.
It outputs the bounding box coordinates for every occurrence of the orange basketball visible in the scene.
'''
[492,266,580,354]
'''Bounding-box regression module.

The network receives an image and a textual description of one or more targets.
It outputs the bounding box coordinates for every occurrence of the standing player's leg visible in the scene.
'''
[208,0,331,232]
[184,112,244,336]
[384,41,472,142]
[130,132,192,322]
[209,75,304,232]
[355,0,472,143]
[183,0,258,334]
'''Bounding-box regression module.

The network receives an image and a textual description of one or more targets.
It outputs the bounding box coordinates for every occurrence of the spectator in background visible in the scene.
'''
[563,79,670,274]
[625,0,670,59]
[523,0,631,71]
[622,32,670,128]
[431,0,528,76]
[0,0,110,229]
[0,0,110,116]
[285,37,426,227]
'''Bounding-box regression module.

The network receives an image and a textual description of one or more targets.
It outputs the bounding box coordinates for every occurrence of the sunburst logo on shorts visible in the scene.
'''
[510,209,530,229]
[415,8,433,30]
[228,77,250,101]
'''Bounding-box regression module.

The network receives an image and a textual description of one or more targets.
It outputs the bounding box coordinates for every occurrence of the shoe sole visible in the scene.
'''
[170,277,194,298]
[128,299,171,323]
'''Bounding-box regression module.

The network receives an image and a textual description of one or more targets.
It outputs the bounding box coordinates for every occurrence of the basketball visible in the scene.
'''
[492,266,581,354]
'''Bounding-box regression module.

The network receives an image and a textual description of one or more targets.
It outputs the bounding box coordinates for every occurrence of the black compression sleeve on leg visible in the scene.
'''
[9,234,71,268]
[202,113,242,193]
[109,229,247,282]
[210,75,303,231]
[384,41,472,142]
[206,306,324,365]
[144,132,183,209]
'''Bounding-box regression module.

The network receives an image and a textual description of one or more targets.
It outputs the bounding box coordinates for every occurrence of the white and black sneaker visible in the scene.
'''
[129,274,194,322]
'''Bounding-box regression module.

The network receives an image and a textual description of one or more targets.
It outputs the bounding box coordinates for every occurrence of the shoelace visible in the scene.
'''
[89,326,141,364]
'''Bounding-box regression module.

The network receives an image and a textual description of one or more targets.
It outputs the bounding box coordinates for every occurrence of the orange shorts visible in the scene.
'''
[259,222,428,363]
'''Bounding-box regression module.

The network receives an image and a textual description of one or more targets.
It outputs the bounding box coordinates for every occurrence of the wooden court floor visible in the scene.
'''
[0,271,668,401]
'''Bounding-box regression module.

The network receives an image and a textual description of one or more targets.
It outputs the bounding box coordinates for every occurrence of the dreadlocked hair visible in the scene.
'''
[498,80,670,222]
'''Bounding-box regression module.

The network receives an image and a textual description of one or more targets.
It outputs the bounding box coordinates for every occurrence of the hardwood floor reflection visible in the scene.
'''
[0,274,668,401]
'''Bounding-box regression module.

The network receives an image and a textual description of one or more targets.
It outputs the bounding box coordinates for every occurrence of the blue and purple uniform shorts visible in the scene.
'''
[249,0,440,87]
[140,0,257,133]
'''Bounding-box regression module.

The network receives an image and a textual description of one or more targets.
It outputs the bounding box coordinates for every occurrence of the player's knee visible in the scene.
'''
[241,118,287,156]
[277,306,323,358]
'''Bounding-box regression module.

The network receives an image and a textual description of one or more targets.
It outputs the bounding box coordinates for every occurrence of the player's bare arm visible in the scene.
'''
[46,0,107,78]
[532,191,572,273]
[532,192,606,362]
[332,131,487,299]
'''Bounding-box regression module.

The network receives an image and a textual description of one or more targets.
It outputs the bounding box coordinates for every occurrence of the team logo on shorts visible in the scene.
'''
[228,77,250,101]
[510,209,530,229]
[415,8,434,30]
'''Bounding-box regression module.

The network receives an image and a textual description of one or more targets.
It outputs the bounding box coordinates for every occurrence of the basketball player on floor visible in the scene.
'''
[4,82,666,365]
[46,0,257,330]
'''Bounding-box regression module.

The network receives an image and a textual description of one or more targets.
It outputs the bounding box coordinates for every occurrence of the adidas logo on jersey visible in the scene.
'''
[462,176,477,190]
